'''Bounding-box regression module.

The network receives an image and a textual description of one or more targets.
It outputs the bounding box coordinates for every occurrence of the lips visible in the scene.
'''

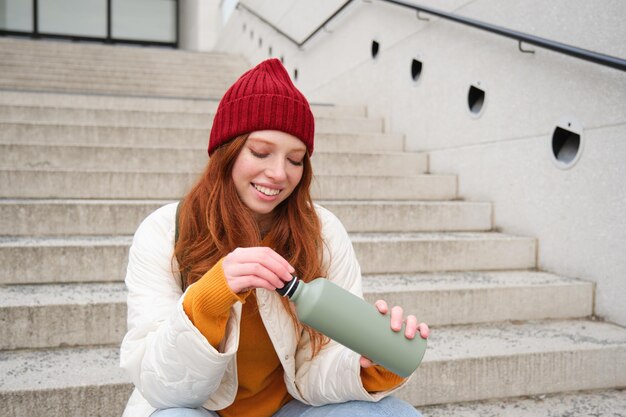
[253,183,281,196]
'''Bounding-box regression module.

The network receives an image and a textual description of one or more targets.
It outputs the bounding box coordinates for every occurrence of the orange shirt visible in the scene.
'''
[183,260,403,417]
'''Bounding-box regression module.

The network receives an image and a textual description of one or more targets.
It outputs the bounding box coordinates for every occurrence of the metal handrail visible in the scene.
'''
[237,1,356,48]
[237,0,626,72]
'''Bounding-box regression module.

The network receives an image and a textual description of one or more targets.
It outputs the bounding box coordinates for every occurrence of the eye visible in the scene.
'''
[250,149,268,159]
[288,158,304,167]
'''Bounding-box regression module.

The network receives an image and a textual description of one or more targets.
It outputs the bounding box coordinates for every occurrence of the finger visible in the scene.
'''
[227,275,277,293]
[404,315,418,339]
[232,247,294,281]
[225,249,292,286]
[374,299,388,314]
[225,262,285,289]
[390,306,404,332]
[418,322,430,339]
[359,356,374,368]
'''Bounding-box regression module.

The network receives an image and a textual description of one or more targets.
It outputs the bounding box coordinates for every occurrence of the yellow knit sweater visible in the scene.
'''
[183,259,404,417]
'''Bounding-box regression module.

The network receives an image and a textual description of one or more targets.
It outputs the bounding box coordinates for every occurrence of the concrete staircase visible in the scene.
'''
[0,38,625,416]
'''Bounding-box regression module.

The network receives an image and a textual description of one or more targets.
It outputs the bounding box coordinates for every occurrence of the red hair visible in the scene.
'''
[175,134,328,356]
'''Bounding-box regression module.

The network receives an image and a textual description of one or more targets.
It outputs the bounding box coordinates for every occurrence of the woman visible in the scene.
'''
[120,58,429,417]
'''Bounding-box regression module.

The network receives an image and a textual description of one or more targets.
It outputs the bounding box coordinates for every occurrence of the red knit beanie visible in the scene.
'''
[208,58,315,156]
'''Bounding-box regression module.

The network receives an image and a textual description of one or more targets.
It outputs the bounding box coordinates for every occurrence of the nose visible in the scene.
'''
[265,157,287,182]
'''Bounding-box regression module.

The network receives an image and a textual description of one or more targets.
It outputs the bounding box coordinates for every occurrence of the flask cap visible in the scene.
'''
[276,275,300,298]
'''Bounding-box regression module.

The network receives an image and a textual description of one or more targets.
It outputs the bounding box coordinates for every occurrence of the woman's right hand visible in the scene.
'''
[222,247,295,294]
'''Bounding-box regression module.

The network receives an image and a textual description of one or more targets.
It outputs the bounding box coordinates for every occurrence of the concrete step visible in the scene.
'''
[0,171,456,200]
[0,77,236,99]
[0,60,248,79]
[0,105,379,132]
[0,345,132,417]
[0,90,366,118]
[420,389,626,417]
[0,232,530,285]
[0,235,132,284]
[0,123,403,152]
[0,144,423,175]
[0,48,247,68]
[0,90,221,113]
[400,320,626,406]
[0,65,239,87]
[0,283,127,350]
[0,199,490,236]
[0,272,592,350]
[0,108,383,133]
[0,38,248,66]
[351,232,536,273]
[2,320,625,416]
[326,200,491,232]
[0,38,249,66]
[361,271,592,326]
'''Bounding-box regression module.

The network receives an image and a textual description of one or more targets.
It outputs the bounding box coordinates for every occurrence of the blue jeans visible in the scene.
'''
[151,396,422,417]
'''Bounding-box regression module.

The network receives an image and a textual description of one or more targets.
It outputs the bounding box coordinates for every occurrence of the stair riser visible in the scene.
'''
[0,79,229,99]
[0,47,248,67]
[0,124,403,151]
[0,106,215,128]
[0,50,248,69]
[399,349,626,406]
[0,69,239,89]
[0,238,530,285]
[0,92,365,118]
[363,283,592,326]
[0,108,381,132]
[0,304,126,350]
[4,348,625,417]
[0,202,168,236]
[2,384,132,417]
[0,61,249,78]
[0,244,129,285]
[1,283,592,350]
[0,201,486,236]
[331,202,490,232]
[421,389,626,417]
[0,172,456,200]
[354,238,536,273]
[1,145,423,176]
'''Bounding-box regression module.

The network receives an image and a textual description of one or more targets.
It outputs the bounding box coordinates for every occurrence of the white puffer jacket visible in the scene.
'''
[120,202,408,417]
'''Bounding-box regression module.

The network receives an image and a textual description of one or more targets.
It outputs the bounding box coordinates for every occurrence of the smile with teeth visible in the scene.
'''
[253,183,281,196]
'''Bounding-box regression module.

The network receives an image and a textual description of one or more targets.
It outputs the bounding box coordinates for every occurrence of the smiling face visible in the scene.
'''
[231,130,307,226]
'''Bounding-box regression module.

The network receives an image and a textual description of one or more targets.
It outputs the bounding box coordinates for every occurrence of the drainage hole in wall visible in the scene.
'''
[411,58,423,82]
[268,46,273,56]
[294,68,298,81]
[280,56,284,64]
[259,37,263,47]
[552,126,581,166]
[371,40,380,59]
[467,85,485,115]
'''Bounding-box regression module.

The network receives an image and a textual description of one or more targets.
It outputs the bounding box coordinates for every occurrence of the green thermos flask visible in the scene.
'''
[276,275,427,377]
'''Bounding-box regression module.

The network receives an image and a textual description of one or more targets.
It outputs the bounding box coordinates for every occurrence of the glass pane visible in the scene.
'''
[0,0,33,31]
[112,0,176,43]
[39,0,106,37]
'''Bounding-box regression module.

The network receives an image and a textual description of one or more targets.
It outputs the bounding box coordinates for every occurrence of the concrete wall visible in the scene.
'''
[214,0,626,326]
[179,0,221,51]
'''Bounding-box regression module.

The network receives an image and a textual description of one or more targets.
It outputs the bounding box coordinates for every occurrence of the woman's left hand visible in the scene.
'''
[359,299,429,368]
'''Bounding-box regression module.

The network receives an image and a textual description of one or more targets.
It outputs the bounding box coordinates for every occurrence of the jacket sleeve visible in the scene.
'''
[293,205,410,404]
[119,203,240,410]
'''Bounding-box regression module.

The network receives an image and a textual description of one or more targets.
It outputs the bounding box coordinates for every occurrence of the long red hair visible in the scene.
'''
[174,134,328,356]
